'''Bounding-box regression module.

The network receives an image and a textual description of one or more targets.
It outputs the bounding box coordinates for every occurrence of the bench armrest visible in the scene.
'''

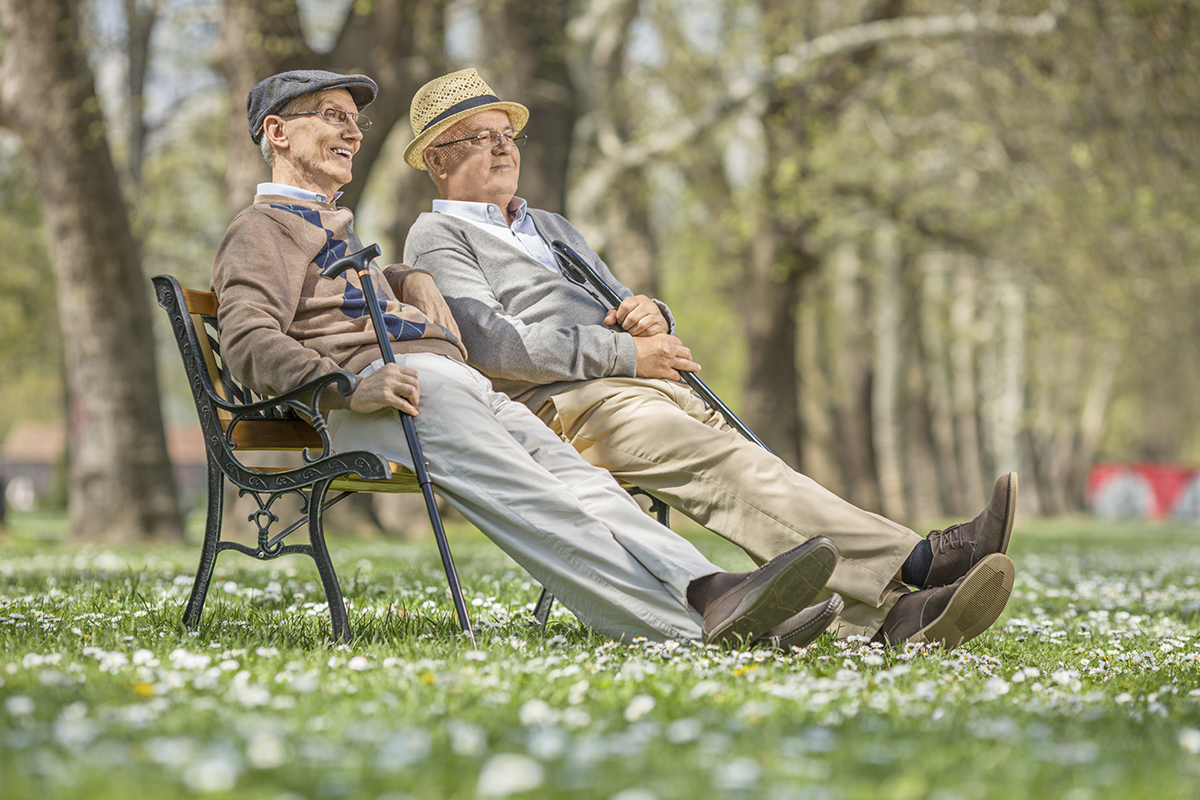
[223,369,360,464]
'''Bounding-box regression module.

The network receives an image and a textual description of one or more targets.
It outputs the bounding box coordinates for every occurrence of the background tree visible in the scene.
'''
[2,0,1197,538]
[0,0,183,542]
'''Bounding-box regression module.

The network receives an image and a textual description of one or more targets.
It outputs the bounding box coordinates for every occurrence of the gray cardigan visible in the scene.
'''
[404,209,673,412]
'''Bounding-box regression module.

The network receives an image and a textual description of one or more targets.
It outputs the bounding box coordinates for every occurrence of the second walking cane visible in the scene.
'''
[551,240,771,453]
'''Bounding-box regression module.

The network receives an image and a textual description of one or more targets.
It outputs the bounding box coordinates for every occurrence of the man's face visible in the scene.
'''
[270,88,362,198]
[427,109,520,208]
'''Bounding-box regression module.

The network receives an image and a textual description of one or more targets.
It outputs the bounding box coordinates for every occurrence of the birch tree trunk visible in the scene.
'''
[0,0,183,542]
[979,264,1025,477]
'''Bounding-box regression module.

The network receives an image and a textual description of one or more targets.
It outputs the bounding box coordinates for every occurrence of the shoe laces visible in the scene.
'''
[929,524,966,554]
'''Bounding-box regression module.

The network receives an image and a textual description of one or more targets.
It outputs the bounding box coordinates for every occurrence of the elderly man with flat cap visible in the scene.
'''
[210,69,844,647]
[401,68,1020,651]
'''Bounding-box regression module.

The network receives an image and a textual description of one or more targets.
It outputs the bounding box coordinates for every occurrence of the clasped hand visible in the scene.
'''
[604,295,670,337]
[608,295,701,381]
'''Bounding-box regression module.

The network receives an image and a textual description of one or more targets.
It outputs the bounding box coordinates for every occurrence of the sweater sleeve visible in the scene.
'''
[211,209,353,407]
[404,215,637,388]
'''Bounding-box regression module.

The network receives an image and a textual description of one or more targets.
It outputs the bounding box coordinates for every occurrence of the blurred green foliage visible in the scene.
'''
[0,137,62,436]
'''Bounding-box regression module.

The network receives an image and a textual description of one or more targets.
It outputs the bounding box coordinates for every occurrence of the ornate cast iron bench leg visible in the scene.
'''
[183,453,227,630]
[307,477,351,643]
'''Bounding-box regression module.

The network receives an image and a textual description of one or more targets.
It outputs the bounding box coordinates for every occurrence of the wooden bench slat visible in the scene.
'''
[182,287,219,317]
[225,418,326,450]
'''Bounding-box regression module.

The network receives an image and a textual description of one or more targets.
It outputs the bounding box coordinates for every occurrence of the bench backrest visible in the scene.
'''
[155,276,327,452]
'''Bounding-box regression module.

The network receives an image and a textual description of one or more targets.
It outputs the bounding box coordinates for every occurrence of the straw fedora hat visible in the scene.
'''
[403,68,529,170]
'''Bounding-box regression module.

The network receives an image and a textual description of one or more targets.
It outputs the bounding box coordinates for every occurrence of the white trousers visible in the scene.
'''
[327,353,719,642]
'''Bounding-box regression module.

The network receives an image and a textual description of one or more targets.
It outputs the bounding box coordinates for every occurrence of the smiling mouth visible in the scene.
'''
[332,148,353,160]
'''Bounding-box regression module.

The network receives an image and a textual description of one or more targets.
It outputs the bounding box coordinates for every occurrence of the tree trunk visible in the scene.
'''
[0,0,183,542]
[212,0,310,219]
[1071,337,1122,505]
[737,209,806,467]
[600,172,660,296]
[870,224,907,520]
[829,242,880,511]
[949,260,989,508]
[918,252,966,515]
[979,264,1025,477]
[561,0,651,289]
[328,0,449,214]
[123,0,158,189]
[483,0,579,215]
[212,0,448,223]
[903,341,944,524]
[796,272,844,497]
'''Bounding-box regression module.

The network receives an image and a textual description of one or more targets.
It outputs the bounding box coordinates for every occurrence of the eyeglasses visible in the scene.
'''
[279,107,373,132]
[433,130,528,149]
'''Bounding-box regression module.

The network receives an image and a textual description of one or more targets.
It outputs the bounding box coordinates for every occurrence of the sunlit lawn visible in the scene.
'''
[2,513,1200,799]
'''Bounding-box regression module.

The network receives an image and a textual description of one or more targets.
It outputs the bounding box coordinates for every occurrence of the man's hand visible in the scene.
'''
[605,295,669,337]
[348,363,421,416]
[397,271,462,340]
[633,334,701,381]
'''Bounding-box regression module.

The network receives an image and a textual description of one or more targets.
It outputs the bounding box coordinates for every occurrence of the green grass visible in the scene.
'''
[2,515,1200,799]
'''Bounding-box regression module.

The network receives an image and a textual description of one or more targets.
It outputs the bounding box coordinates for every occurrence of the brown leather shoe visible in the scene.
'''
[703,537,838,646]
[872,553,1014,650]
[923,473,1018,588]
[757,594,844,651]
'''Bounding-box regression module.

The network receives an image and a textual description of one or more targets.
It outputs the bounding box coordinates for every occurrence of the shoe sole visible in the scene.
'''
[910,553,1014,651]
[705,538,838,646]
[767,594,845,651]
[998,472,1018,556]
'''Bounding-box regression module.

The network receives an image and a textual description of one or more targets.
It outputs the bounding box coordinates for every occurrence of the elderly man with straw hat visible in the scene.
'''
[210,68,844,648]
[402,68,1020,651]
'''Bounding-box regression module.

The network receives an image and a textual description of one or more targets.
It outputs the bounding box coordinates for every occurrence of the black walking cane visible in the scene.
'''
[550,240,772,453]
[321,244,476,646]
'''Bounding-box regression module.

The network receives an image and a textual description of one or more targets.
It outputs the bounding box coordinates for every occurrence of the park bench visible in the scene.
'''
[152,275,667,645]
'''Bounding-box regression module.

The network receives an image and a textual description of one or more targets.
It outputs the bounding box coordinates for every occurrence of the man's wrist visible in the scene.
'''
[615,332,639,377]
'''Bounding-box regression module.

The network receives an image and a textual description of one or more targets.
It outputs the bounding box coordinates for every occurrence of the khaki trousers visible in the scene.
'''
[544,378,921,638]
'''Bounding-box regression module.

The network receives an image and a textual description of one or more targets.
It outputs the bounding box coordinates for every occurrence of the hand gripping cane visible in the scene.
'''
[550,240,771,453]
[321,245,476,645]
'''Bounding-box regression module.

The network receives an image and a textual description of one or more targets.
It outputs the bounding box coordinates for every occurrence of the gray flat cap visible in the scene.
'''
[247,70,378,144]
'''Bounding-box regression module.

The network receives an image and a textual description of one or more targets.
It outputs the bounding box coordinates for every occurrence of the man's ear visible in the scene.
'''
[263,116,289,151]
[423,147,447,179]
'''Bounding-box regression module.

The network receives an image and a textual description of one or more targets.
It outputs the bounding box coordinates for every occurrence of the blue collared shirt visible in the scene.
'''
[432,197,558,271]
[256,182,343,203]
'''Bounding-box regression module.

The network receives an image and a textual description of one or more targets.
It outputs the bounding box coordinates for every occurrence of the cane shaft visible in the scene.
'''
[350,261,476,644]
[551,241,771,454]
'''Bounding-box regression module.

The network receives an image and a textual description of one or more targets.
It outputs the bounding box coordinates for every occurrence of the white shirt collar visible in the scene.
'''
[432,196,528,228]
[256,182,343,203]
[432,196,558,270]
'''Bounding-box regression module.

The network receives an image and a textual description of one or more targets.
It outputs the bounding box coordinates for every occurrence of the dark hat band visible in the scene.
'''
[421,94,501,133]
